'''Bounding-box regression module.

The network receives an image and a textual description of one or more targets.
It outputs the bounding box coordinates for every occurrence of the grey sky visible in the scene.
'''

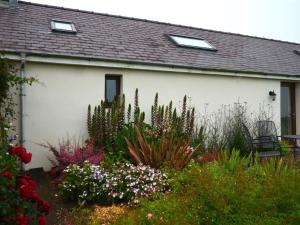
[27,0,300,43]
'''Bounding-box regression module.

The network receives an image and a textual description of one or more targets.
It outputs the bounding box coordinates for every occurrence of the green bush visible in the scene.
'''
[278,140,290,156]
[114,151,300,225]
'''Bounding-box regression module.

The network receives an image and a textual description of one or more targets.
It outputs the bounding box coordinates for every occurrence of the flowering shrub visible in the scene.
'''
[105,163,169,204]
[40,138,103,181]
[0,146,50,225]
[9,146,32,164]
[60,162,169,204]
[60,163,108,203]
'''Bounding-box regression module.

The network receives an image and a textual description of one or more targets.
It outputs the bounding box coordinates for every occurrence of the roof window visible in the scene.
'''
[294,50,300,56]
[169,35,216,51]
[51,20,77,33]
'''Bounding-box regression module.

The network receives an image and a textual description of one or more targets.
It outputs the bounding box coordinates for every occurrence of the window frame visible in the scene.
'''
[105,75,121,107]
[294,50,300,56]
[168,34,217,51]
[51,20,77,33]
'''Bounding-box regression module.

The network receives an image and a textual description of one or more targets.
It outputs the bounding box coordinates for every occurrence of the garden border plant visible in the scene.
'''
[0,54,49,225]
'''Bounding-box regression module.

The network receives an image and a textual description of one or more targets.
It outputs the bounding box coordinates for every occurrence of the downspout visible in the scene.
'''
[19,53,26,171]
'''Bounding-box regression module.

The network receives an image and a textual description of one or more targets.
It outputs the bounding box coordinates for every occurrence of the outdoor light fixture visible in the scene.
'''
[269,90,276,101]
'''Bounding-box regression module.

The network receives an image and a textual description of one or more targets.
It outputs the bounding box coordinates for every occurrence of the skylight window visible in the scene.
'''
[294,50,300,56]
[169,35,216,51]
[51,20,77,33]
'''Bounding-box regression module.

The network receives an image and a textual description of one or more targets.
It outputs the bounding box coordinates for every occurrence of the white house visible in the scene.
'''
[1,0,300,170]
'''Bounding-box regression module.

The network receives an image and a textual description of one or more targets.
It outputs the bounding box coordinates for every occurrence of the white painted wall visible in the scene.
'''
[24,62,281,170]
[296,83,300,135]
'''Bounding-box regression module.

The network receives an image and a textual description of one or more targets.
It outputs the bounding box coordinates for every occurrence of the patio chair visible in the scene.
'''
[242,122,281,159]
[254,120,281,152]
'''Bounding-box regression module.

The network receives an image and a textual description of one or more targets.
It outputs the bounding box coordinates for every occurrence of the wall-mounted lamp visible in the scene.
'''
[269,90,276,101]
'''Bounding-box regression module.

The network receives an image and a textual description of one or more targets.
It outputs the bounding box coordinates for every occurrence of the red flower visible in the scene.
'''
[17,215,29,225]
[20,186,36,199]
[20,152,32,164]
[36,199,51,215]
[9,146,26,156]
[18,175,37,189]
[2,171,13,180]
[8,146,32,164]
[38,216,47,225]
[18,175,37,200]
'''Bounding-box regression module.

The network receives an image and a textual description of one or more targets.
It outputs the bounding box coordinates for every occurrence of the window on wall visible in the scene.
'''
[105,75,121,105]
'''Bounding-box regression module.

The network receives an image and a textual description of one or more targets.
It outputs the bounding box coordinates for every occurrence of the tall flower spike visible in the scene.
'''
[181,95,187,133]
[189,107,195,136]
[127,103,132,123]
[87,104,92,137]
[186,110,190,135]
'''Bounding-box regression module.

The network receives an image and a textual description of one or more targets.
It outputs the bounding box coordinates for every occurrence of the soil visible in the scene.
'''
[27,168,76,225]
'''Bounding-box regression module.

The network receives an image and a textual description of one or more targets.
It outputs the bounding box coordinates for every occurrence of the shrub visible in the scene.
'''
[203,103,274,154]
[105,163,169,204]
[0,144,50,224]
[126,126,198,169]
[0,55,36,122]
[278,140,290,156]
[218,148,253,173]
[196,150,220,165]
[60,163,108,204]
[60,162,169,204]
[114,151,300,225]
[40,138,103,181]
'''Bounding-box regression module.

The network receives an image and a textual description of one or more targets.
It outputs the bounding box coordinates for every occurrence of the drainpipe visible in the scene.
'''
[20,52,26,171]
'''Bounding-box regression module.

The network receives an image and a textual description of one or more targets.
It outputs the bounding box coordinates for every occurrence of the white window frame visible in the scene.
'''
[169,34,217,51]
[51,20,77,33]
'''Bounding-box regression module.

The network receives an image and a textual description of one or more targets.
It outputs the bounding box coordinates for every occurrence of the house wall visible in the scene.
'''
[24,62,281,170]
[296,83,300,135]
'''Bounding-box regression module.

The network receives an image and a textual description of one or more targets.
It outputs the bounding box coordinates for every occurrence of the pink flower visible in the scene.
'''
[147,213,153,220]
[184,146,195,154]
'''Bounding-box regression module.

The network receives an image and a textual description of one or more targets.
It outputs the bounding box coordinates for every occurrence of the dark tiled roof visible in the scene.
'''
[1,1,300,76]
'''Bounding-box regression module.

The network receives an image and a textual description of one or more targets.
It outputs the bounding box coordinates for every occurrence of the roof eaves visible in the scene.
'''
[3,49,300,78]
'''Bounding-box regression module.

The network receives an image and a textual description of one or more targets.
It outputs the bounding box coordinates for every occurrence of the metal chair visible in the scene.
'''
[242,122,281,159]
[254,120,281,152]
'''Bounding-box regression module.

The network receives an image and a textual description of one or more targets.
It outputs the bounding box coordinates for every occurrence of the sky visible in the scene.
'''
[27,0,300,44]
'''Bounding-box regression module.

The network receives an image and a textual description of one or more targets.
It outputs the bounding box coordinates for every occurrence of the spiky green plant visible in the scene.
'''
[126,126,198,169]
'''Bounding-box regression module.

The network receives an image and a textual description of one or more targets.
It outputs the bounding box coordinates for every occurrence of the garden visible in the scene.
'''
[1,55,300,225]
